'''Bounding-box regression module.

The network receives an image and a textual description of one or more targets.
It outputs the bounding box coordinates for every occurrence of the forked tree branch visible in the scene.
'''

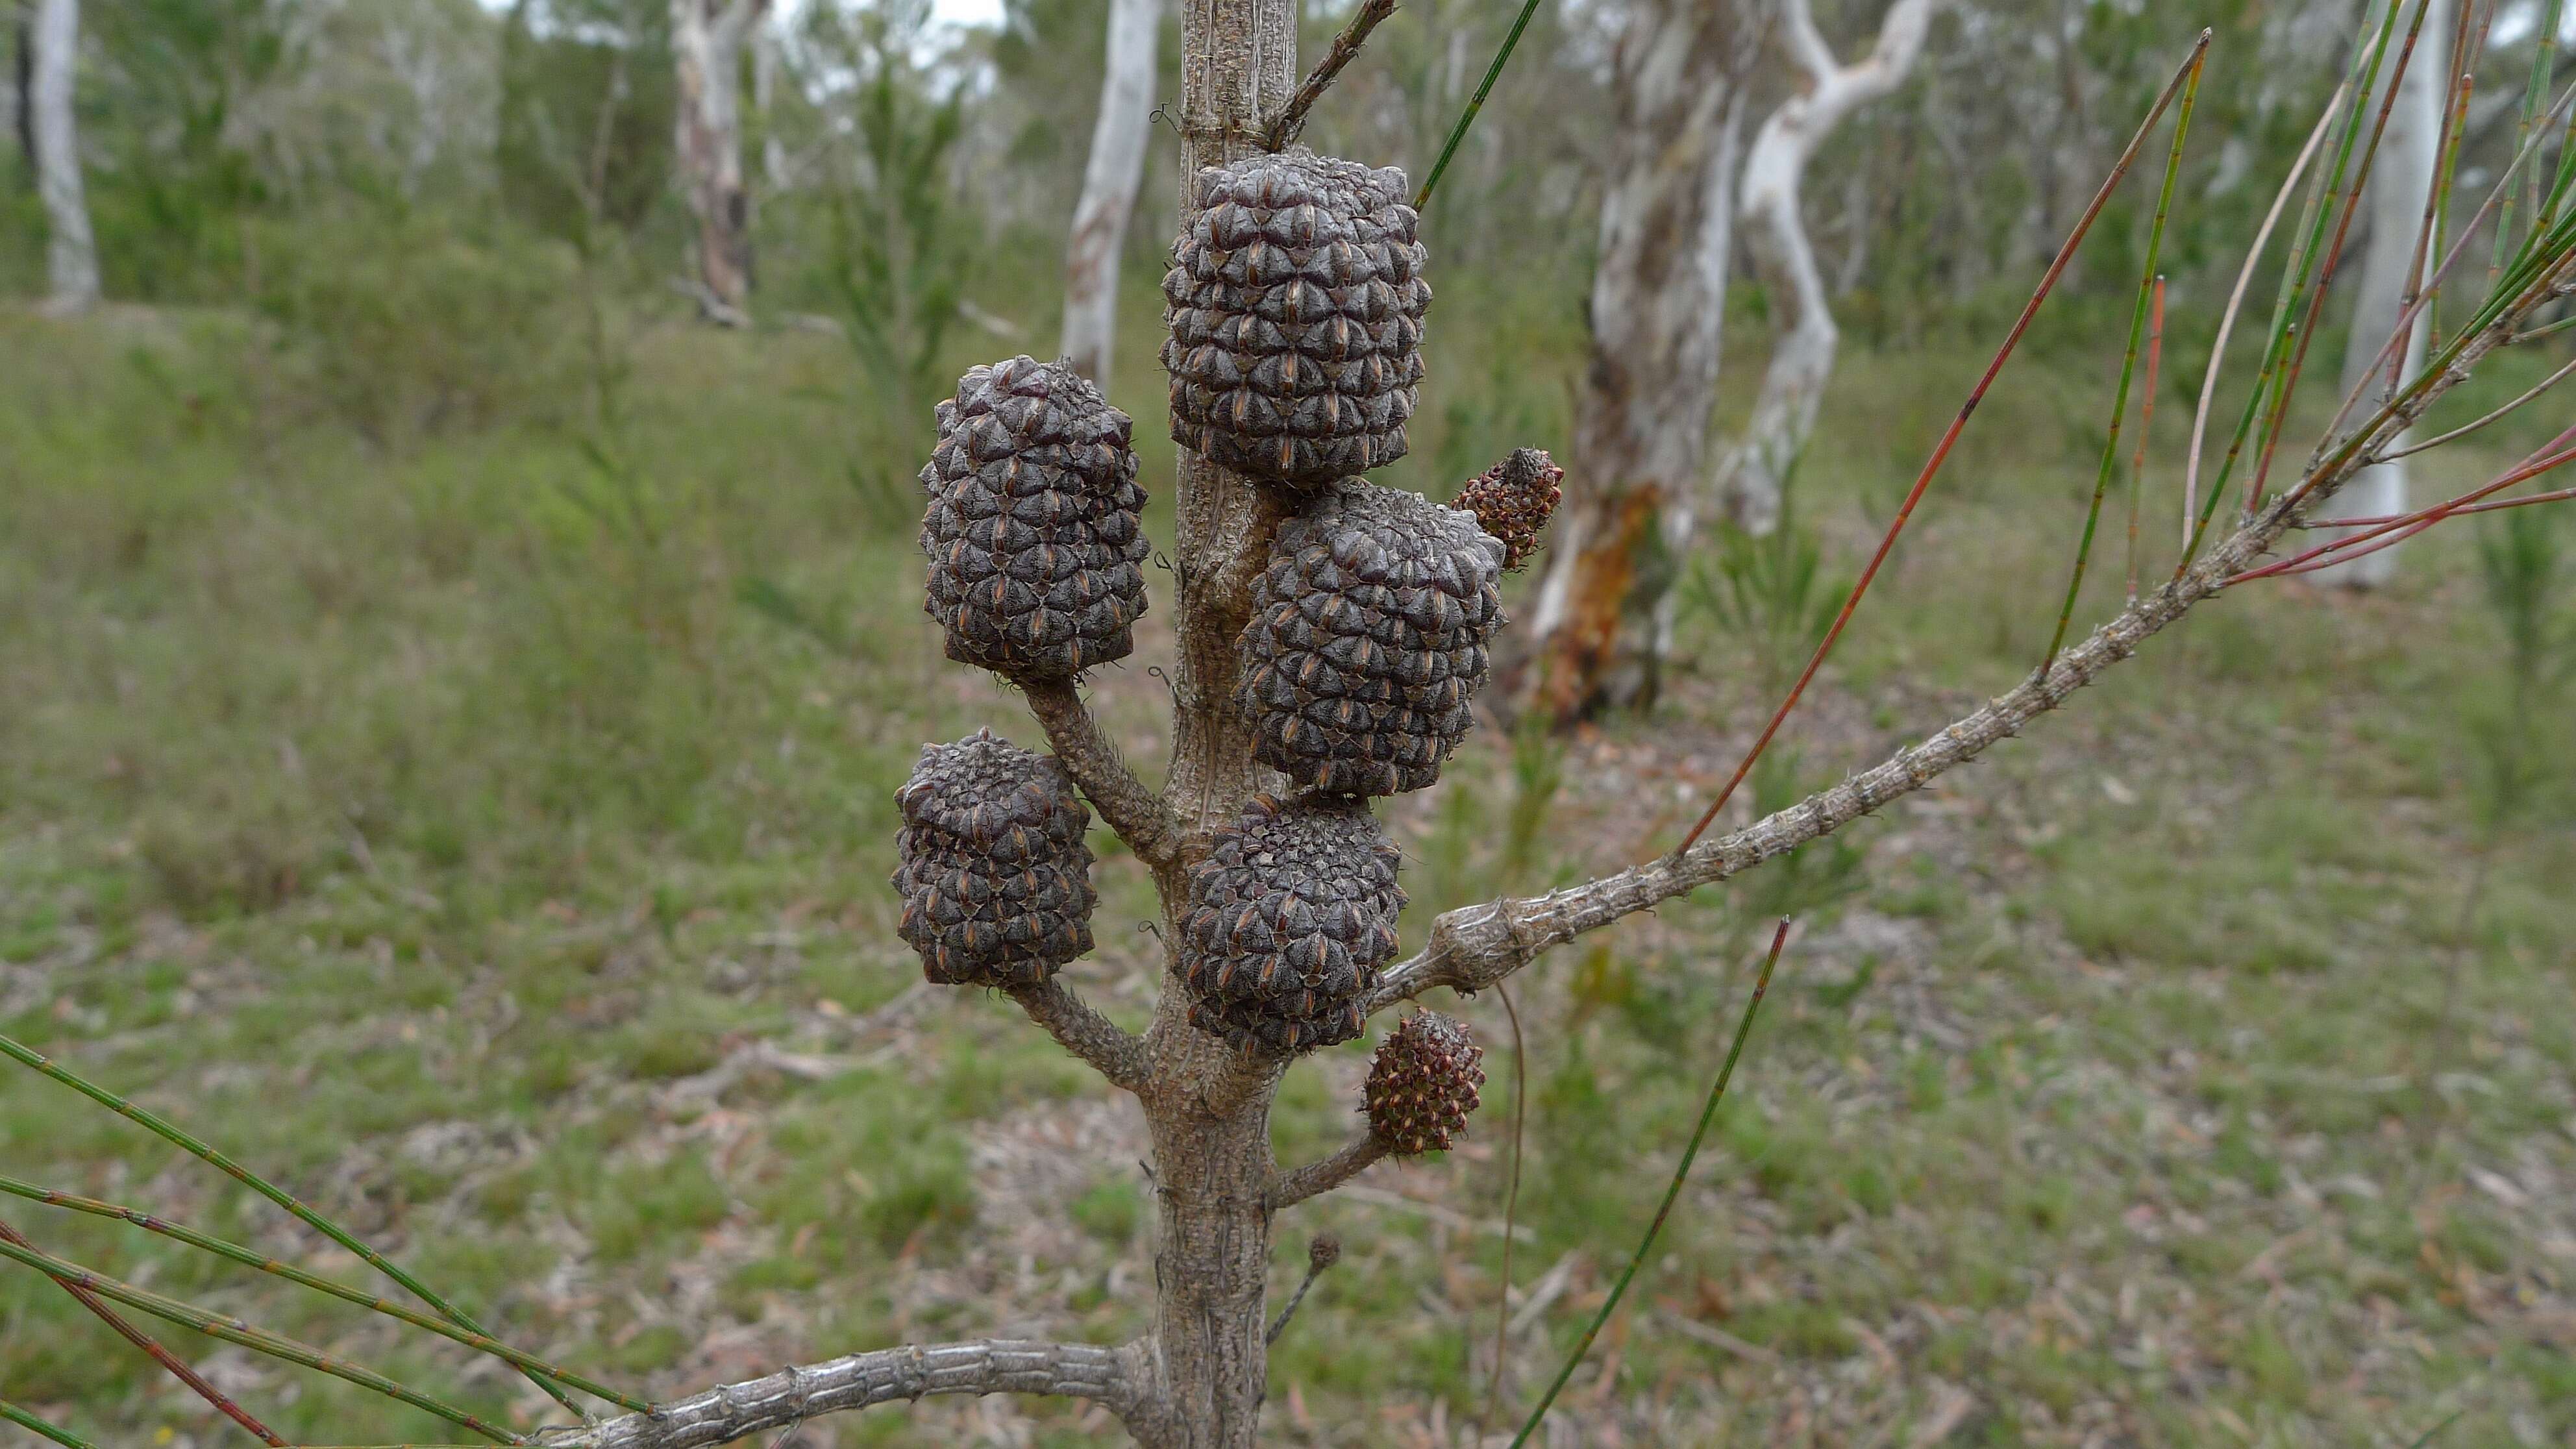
[1265,0,1397,150]
[542,1339,1168,1449]
[1021,676,1181,873]
[1266,1132,1387,1210]
[1364,269,2551,1015]
[1008,978,1152,1092]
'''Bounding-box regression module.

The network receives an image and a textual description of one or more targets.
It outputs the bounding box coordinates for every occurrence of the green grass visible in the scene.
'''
[3,284,2573,1446]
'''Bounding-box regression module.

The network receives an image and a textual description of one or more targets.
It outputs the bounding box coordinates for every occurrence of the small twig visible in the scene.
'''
[2509,310,2576,343]
[2126,277,2166,604]
[2235,425,2576,582]
[1006,978,1152,1093]
[1265,0,1396,151]
[2428,3,2500,353]
[2299,482,2576,528]
[2318,75,2576,455]
[1018,676,1178,872]
[1265,1234,1343,1344]
[1508,920,1790,1446]
[0,1215,285,1446]
[1268,1133,1389,1211]
[0,1235,519,1443]
[2391,0,2483,397]
[1482,981,1528,1433]
[2045,48,2203,673]
[2244,0,2437,514]
[2185,83,2346,548]
[2370,352,2576,462]
[1670,31,2212,856]
[0,1032,586,1418]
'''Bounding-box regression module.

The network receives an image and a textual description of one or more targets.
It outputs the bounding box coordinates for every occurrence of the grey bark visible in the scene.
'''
[1716,0,1937,534]
[1061,0,1159,386]
[671,0,769,322]
[31,0,93,312]
[547,1339,1169,1448]
[1511,0,1766,718]
[12,0,34,177]
[2321,0,2449,588]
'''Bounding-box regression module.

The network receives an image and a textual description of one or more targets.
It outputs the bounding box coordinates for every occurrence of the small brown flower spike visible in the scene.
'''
[1451,447,1563,572]
[1363,1011,1485,1155]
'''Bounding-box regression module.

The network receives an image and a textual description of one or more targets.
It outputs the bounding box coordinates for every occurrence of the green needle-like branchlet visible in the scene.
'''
[1509,919,1790,1447]
[1,1398,103,1449]
[0,1234,519,1444]
[0,1032,584,1418]
[0,1173,648,1414]
[2043,49,2205,671]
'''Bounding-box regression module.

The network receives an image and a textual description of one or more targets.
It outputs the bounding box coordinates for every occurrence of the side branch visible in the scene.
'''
[1008,978,1152,1092]
[1366,295,2528,1013]
[547,1339,1166,1449]
[1265,0,1396,150]
[1021,676,1180,871]
[1267,1132,1387,1210]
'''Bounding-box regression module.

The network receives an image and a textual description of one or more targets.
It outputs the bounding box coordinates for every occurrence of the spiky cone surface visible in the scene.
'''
[1238,480,1507,797]
[891,729,1098,987]
[1363,1011,1484,1156]
[919,356,1150,679]
[1180,795,1406,1054]
[1450,447,1563,572]
[1161,148,1430,489]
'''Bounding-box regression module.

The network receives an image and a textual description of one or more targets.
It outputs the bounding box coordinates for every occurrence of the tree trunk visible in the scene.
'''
[1509,0,1763,721]
[1062,0,1159,387]
[13,0,35,180]
[31,0,93,312]
[1140,0,1297,1441]
[1716,0,1937,534]
[672,0,769,323]
[2321,0,2448,589]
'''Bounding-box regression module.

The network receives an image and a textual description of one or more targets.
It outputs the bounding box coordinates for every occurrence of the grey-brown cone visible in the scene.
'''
[892,728,1097,987]
[919,356,1150,679]
[1161,149,1430,488]
[1238,481,1506,797]
[1179,795,1406,1054]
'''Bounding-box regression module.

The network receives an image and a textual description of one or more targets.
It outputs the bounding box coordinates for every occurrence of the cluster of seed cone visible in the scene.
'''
[891,730,1096,987]
[1178,795,1406,1054]
[1239,480,1506,797]
[1364,1012,1484,1155]
[919,356,1150,679]
[893,145,1562,1063]
[1162,148,1430,489]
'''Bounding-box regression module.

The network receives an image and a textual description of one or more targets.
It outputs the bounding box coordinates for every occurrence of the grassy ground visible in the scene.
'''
[2,282,2572,1448]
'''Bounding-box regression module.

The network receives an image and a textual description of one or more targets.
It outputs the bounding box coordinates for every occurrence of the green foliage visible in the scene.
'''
[1683,453,1848,694]
[247,206,586,446]
[2466,503,2573,830]
[799,0,972,514]
[498,0,678,244]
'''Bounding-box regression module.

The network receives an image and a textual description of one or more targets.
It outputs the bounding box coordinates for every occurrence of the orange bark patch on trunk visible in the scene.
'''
[1537,484,1662,722]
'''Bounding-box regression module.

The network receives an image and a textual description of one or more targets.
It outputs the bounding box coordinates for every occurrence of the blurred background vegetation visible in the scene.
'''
[2,0,2573,1444]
